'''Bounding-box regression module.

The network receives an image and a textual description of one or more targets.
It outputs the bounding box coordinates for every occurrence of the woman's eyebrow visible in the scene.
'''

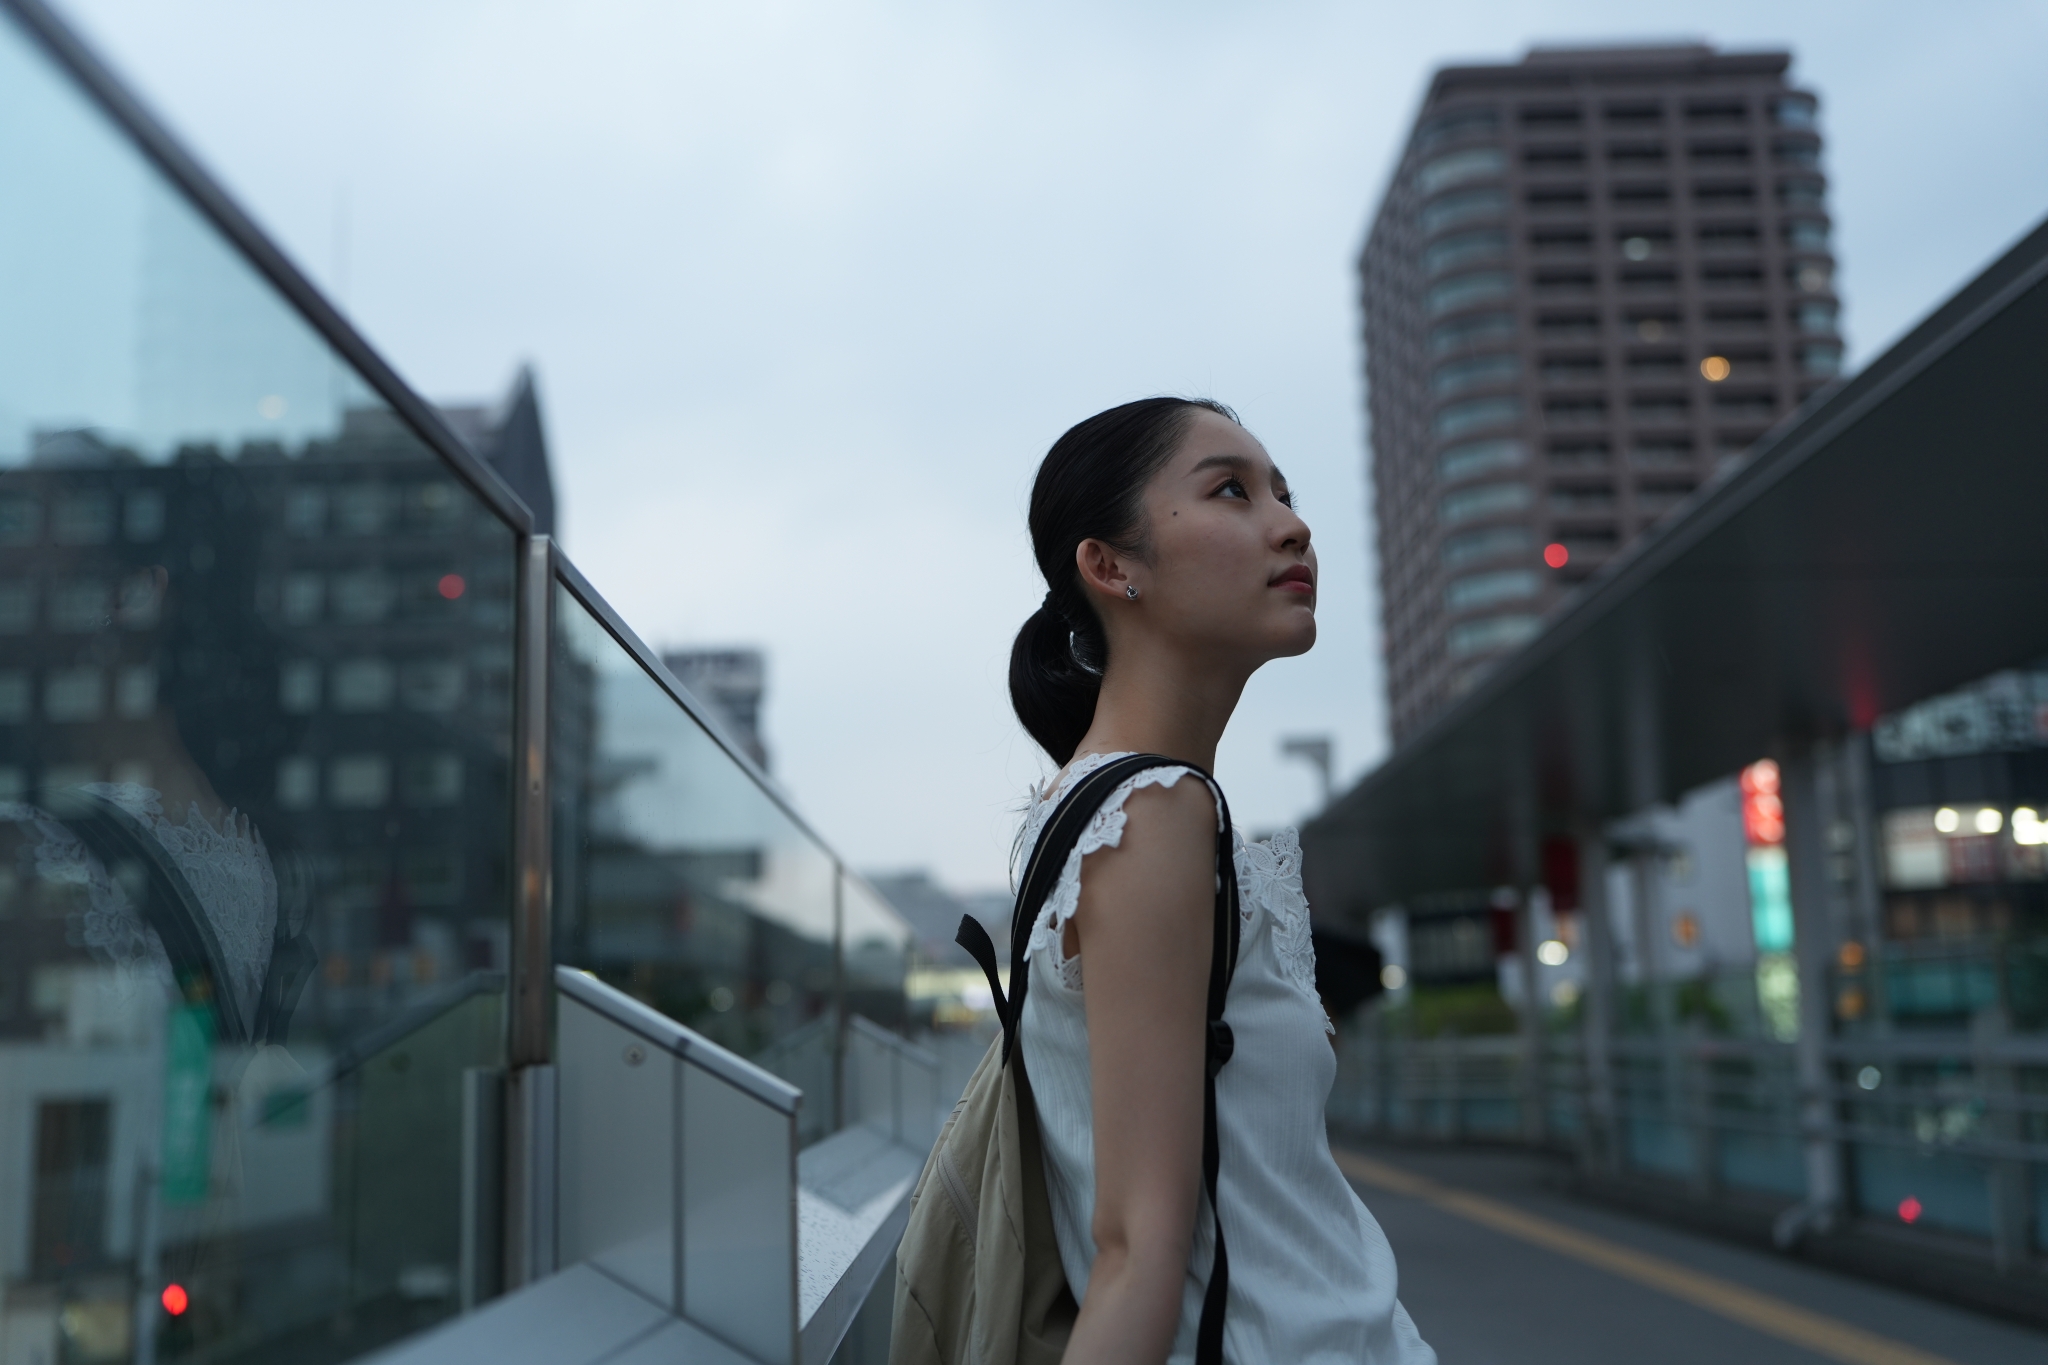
[1186,453,1256,477]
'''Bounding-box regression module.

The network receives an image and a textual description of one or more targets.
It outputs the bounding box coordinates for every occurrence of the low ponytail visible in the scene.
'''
[1009,397,1238,764]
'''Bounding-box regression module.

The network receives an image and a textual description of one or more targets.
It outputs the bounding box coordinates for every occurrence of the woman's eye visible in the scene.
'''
[1217,478,1248,500]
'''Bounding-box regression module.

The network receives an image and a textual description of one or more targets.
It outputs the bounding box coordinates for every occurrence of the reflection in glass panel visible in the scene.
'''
[553,586,862,1112]
[0,12,515,1362]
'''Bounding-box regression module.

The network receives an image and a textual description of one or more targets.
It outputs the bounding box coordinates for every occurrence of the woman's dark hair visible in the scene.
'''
[1009,396,1238,764]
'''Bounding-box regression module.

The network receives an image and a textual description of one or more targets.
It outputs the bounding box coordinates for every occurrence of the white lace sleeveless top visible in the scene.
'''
[1015,753,1435,1365]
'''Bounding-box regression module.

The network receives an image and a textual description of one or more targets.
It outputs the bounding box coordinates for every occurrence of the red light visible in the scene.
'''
[162,1283,189,1316]
[437,574,466,600]
[1898,1196,1922,1224]
[1543,542,1569,569]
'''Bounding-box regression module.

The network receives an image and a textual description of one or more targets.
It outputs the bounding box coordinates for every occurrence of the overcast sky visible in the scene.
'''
[58,0,2048,893]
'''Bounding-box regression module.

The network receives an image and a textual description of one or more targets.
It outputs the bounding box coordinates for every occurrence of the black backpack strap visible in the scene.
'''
[954,753,1239,1365]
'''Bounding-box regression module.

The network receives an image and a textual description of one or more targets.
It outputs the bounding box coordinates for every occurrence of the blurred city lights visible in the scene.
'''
[437,574,466,600]
[1934,807,1960,833]
[1700,355,1733,382]
[162,1284,189,1316]
[2016,808,2045,845]
[1536,939,1570,966]
[1670,911,1701,949]
[1380,963,1407,991]
[1622,236,1653,260]
[1550,980,1581,1007]
[1975,807,2002,834]
[1543,542,1570,568]
[1857,1066,1882,1090]
[1838,940,1866,969]
[1740,760,1785,845]
[1898,1196,1923,1224]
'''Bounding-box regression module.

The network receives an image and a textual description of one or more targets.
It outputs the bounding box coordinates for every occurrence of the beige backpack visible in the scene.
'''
[890,755,1240,1365]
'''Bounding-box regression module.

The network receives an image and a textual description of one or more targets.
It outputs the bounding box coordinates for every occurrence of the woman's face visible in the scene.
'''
[1126,408,1317,665]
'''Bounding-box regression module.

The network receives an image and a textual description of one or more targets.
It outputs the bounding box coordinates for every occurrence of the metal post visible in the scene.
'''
[1781,747,1843,1225]
[1578,832,1618,1172]
[509,533,554,1069]
[505,533,556,1287]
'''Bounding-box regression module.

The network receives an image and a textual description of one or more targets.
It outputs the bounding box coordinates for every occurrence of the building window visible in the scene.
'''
[1611,185,1670,207]
[1628,395,1691,421]
[1604,101,1663,126]
[280,572,324,625]
[1519,105,1582,129]
[1424,228,1508,277]
[1446,569,1538,612]
[1539,356,1602,384]
[1773,97,1818,128]
[1631,439,1693,468]
[1547,441,1611,469]
[117,572,163,630]
[0,584,31,633]
[1441,481,1533,525]
[1785,220,1831,251]
[1796,301,1838,332]
[284,486,327,536]
[1528,187,1590,212]
[1537,313,1598,339]
[334,484,394,536]
[1606,143,1666,167]
[1774,140,1821,168]
[51,494,114,546]
[123,490,165,541]
[1432,354,1519,396]
[0,670,30,723]
[1543,396,1607,426]
[1523,145,1586,169]
[1448,614,1540,658]
[45,667,105,723]
[1636,481,1697,515]
[1442,526,1533,567]
[1435,395,1521,438]
[1692,182,1755,206]
[400,660,466,712]
[113,665,156,719]
[48,581,109,633]
[402,754,464,807]
[330,570,394,623]
[1416,147,1506,195]
[1439,439,1528,484]
[278,757,319,810]
[1415,106,1499,153]
[1429,312,1515,355]
[1684,100,1749,125]
[1697,225,1759,253]
[280,660,322,714]
[331,658,396,712]
[329,755,391,808]
[1801,343,1844,377]
[1426,271,1513,317]
[1779,180,1825,209]
[1550,484,1615,514]
[0,498,42,546]
[1420,187,1507,235]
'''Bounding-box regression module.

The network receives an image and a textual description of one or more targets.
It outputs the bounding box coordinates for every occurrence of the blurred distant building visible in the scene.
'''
[661,648,768,770]
[1360,44,1842,741]
[439,366,556,536]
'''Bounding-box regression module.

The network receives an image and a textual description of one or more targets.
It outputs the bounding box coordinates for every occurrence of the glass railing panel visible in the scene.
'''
[0,10,519,1362]
[551,581,842,1100]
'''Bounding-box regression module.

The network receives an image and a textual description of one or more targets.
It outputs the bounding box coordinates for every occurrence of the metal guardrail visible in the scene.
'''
[1331,1016,2048,1268]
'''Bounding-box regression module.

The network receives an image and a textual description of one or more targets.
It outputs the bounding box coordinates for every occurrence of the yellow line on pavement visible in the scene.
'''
[1334,1148,1960,1365]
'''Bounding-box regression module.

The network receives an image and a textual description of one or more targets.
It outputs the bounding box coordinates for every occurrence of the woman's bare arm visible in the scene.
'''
[1060,778,1217,1365]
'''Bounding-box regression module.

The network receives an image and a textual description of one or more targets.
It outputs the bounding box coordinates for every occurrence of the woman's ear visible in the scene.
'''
[1074,538,1133,604]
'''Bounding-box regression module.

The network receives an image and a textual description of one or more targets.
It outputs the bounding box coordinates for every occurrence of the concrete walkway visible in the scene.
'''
[1337,1143,2047,1365]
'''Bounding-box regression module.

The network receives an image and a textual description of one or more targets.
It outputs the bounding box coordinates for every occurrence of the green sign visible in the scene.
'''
[161,1003,214,1204]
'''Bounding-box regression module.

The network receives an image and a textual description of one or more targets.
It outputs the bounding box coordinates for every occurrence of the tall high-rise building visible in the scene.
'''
[1360,45,1842,741]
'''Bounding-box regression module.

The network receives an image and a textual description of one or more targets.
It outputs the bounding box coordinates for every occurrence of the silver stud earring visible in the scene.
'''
[1125,584,1139,600]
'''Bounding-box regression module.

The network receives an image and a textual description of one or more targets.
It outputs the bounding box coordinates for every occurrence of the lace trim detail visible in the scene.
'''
[1236,827,1331,1032]
[1022,753,1244,992]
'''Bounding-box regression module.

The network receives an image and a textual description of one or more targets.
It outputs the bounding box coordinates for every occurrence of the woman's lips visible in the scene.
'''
[1271,565,1314,594]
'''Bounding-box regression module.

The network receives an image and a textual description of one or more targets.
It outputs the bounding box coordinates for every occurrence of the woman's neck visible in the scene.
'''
[1070,643,1248,775]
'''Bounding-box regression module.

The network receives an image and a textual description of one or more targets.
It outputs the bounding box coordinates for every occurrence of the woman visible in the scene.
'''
[1009,397,1434,1364]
